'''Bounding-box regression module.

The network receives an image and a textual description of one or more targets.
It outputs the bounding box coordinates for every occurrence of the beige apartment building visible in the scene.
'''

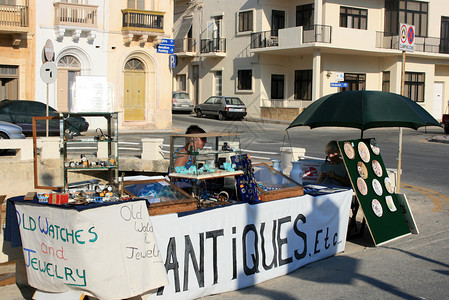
[173,0,449,121]
[107,0,174,130]
[0,0,35,101]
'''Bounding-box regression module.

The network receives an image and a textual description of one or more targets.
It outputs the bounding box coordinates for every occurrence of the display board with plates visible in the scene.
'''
[338,138,412,246]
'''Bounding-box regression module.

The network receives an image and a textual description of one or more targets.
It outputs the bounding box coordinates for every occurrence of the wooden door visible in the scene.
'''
[124,71,145,121]
[57,69,69,111]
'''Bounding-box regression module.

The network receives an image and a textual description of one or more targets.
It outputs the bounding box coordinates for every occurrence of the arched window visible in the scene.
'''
[58,55,81,68]
[124,58,144,71]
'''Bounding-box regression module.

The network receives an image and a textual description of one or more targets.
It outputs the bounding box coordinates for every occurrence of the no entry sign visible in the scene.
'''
[399,23,415,52]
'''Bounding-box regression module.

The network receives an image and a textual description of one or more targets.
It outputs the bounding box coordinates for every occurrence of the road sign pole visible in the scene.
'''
[397,50,406,193]
[46,83,49,137]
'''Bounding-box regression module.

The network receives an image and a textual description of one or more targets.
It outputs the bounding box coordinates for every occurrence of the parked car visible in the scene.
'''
[172,91,194,113]
[0,100,89,136]
[194,96,247,120]
[0,120,25,154]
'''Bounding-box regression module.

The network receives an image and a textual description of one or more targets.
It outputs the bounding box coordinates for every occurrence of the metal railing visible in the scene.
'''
[0,4,28,28]
[53,2,97,28]
[250,25,331,49]
[250,30,279,49]
[122,9,164,32]
[303,25,331,43]
[200,37,226,53]
[175,37,197,53]
[376,31,449,54]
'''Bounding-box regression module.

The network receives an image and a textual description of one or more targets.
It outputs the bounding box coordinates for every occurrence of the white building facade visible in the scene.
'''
[173,0,449,121]
[34,0,174,131]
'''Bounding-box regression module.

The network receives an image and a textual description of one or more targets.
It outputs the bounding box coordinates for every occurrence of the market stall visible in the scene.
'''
[4,125,355,299]
[5,189,353,299]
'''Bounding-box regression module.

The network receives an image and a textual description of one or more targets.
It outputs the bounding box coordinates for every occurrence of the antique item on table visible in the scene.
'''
[357,177,368,196]
[385,195,397,212]
[24,192,36,200]
[81,154,89,166]
[357,161,368,179]
[372,160,383,177]
[372,178,383,196]
[124,179,196,215]
[94,128,109,141]
[371,199,383,217]
[108,155,116,166]
[384,177,395,194]
[370,138,380,155]
[217,191,229,201]
[168,132,242,178]
[358,141,370,163]
[252,162,304,202]
[343,141,355,159]
[37,193,50,203]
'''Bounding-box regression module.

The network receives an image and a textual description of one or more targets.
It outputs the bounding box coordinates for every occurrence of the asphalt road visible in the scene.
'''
[122,113,449,198]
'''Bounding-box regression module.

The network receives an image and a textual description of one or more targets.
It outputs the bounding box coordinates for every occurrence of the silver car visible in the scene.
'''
[172,91,194,113]
[195,96,247,120]
[0,120,25,154]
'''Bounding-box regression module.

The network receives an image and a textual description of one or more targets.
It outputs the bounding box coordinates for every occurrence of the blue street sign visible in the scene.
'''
[157,44,174,54]
[169,54,177,68]
[161,38,174,45]
[330,82,348,87]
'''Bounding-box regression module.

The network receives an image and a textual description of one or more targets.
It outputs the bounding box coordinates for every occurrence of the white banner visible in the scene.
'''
[72,76,114,112]
[148,190,353,299]
[15,201,168,299]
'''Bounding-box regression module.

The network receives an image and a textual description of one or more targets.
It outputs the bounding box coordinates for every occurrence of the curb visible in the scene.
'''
[428,135,449,144]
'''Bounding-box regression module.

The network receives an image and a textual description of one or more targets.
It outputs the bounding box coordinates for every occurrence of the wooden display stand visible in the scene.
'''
[258,186,304,202]
[252,163,304,202]
[147,199,197,216]
[124,179,197,216]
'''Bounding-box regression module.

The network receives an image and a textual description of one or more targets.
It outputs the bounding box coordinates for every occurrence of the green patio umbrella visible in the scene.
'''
[287,90,442,192]
[287,90,441,138]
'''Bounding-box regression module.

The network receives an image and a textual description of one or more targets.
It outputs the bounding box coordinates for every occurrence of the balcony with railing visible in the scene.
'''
[376,31,449,55]
[250,25,331,52]
[0,4,28,32]
[0,3,29,46]
[121,9,164,44]
[251,30,278,49]
[122,9,164,33]
[53,2,97,41]
[200,37,226,56]
[174,37,197,57]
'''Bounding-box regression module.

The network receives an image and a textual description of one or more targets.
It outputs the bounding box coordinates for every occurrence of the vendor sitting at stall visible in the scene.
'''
[317,140,351,187]
[173,124,207,169]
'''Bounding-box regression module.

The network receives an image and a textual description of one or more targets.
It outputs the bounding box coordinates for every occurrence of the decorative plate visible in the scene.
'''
[357,161,368,179]
[372,160,383,177]
[384,177,395,194]
[372,178,383,196]
[372,199,383,217]
[385,195,397,212]
[370,139,380,155]
[357,177,368,196]
[358,142,370,163]
[344,142,355,159]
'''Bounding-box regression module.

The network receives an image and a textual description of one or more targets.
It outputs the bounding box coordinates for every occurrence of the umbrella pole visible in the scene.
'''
[396,128,403,193]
